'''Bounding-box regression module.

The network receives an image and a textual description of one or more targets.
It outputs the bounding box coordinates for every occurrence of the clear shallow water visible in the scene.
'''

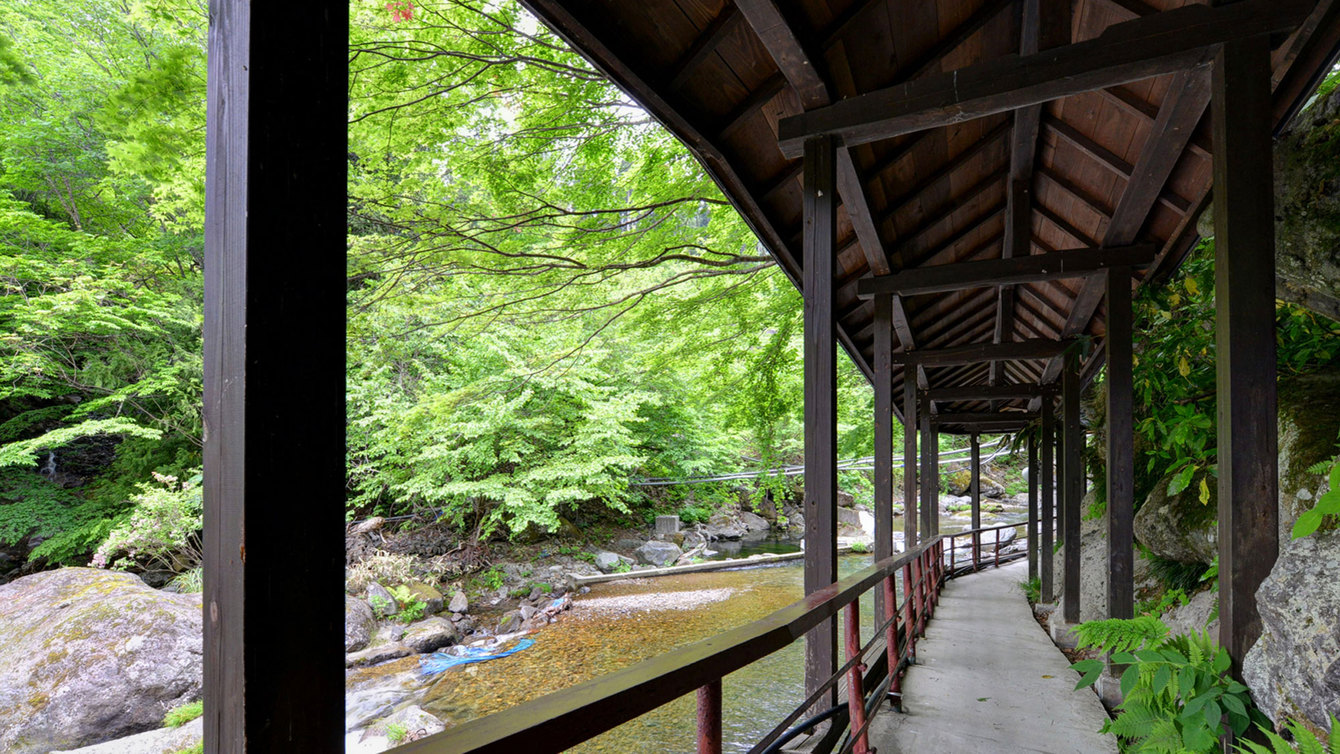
[413,504,1029,752]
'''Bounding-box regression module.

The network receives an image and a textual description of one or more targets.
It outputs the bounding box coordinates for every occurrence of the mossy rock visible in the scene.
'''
[1278,371,1340,540]
[1134,468,1217,565]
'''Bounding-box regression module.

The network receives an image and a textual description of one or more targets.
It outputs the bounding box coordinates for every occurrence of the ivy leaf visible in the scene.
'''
[1199,477,1211,505]
[1168,465,1198,496]
[1178,355,1191,377]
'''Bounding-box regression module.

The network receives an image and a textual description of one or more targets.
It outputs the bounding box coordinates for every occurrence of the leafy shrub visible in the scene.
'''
[165,566,203,594]
[386,585,427,624]
[1236,715,1339,753]
[848,541,869,554]
[1020,578,1040,604]
[163,700,203,728]
[677,503,713,525]
[386,722,409,744]
[1145,552,1210,594]
[1293,451,1340,539]
[1071,617,1267,752]
[91,471,201,574]
[346,551,420,593]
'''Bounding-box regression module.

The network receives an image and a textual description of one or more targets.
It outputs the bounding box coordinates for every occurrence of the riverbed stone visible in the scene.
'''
[449,590,468,614]
[702,512,746,540]
[1244,529,1340,729]
[402,616,458,653]
[0,568,202,754]
[634,540,682,567]
[738,510,770,534]
[404,582,444,615]
[593,551,631,573]
[367,582,398,618]
[346,642,413,667]
[497,610,523,634]
[346,595,376,652]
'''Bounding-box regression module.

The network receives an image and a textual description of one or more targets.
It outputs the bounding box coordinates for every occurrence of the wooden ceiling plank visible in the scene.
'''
[904,202,1008,268]
[1100,86,1214,159]
[880,120,1012,220]
[892,166,1009,246]
[735,0,830,109]
[1035,202,1101,247]
[916,337,1075,366]
[668,7,742,91]
[776,0,1310,156]
[718,73,787,139]
[858,243,1156,297]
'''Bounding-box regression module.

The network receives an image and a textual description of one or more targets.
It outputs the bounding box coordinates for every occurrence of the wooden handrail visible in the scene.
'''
[399,536,948,754]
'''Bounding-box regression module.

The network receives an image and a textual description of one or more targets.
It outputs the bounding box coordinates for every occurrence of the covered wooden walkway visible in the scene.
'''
[868,561,1115,754]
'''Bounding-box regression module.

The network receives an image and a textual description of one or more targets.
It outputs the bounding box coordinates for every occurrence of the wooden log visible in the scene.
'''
[874,295,894,616]
[1040,390,1056,602]
[914,338,1074,366]
[802,135,839,708]
[202,2,346,751]
[1213,30,1279,676]
[1062,355,1083,624]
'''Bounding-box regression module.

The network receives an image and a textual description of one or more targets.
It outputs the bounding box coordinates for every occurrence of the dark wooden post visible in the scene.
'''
[930,424,942,537]
[1041,390,1056,602]
[202,1,347,750]
[802,135,839,708]
[873,295,894,617]
[1212,30,1279,675]
[971,432,981,569]
[1028,433,1039,582]
[1107,267,1135,619]
[903,359,919,549]
[919,401,934,539]
[1062,352,1083,624]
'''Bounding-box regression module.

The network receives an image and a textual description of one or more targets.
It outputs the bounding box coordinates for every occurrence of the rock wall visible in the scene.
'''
[1275,85,1340,322]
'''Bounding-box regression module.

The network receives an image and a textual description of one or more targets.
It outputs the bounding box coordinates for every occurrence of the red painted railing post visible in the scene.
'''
[913,555,926,638]
[697,680,722,754]
[903,561,917,653]
[883,574,899,688]
[843,602,870,754]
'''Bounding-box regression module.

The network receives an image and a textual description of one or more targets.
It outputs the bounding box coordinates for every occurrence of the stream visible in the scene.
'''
[349,503,1029,753]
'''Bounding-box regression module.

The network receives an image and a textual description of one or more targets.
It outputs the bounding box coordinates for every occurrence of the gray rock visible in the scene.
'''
[1244,529,1340,729]
[344,661,421,731]
[51,717,202,754]
[1133,468,1217,565]
[402,616,459,653]
[1274,84,1340,322]
[837,507,864,527]
[593,551,632,574]
[738,510,771,533]
[613,537,644,552]
[497,611,523,634]
[682,530,707,550]
[520,605,539,622]
[345,642,412,668]
[367,582,398,618]
[346,595,376,652]
[702,512,746,541]
[1160,587,1218,638]
[404,582,444,615]
[448,590,469,614]
[0,568,203,754]
[374,623,406,645]
[634,540,683,567]
[654,515,681,536]
[1277,373,1340,542]
[378,704,445,739]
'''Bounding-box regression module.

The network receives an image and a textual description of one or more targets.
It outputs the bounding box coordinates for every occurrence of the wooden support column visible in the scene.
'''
[930,425,942,536]
[1041,390,1056,602]
[920,399,934,539]
[903,361,920,548]
[970,433,982,531]
[1107,268,1135,619]
[1028,432,1039,582]
[873,295,894,617]
[1062,353,1083,624]
[802,135,839,708]
[202,1,347,750]
[1212,30,1279,675]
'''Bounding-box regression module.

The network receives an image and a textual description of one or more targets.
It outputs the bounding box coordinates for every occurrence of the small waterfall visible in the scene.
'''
[39,451,56,478]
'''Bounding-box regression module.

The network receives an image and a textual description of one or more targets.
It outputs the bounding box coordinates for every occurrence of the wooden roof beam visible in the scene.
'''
[932,411,1040,424]
[916,337,1075,366]
[776,0,1309,156]
[858,243,1156,298]
[930,384,1044,402]
[667,7,741,91]
[1101,86,1213,159]
[1044,116,1192,214]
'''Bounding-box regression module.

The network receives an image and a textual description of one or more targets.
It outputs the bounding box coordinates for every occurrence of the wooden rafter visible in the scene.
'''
[776,0,1310,156]
[858,244,1156,297]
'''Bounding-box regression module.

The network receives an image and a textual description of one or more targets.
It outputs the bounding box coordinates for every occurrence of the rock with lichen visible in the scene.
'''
[0,568,202,754]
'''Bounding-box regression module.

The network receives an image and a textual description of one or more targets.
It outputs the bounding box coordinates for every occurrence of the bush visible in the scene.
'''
[346,551,421,593]
[164,700,203,728]
[91,471,201,574]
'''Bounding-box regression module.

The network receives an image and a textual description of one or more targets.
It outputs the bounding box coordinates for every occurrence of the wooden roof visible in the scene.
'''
[521,0,1340,431]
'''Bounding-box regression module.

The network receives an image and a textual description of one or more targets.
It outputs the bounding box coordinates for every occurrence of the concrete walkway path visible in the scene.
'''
[867,560,1118,754]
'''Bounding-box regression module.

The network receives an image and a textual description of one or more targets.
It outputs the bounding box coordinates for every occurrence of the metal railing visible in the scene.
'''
[399,532,986,754]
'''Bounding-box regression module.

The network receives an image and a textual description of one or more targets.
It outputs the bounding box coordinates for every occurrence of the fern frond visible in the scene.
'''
[1074,616,1171,654]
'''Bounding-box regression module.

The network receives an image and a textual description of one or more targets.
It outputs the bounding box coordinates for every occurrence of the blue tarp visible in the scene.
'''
[418,638,535,675]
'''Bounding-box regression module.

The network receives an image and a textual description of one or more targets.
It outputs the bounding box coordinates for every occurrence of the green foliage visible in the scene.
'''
[386,723,409,744]
[386,585,427,624]
[163,700,203,729]
[848,541,869,554]
[1072,618,1267,752]
[1146,552,1212,593]
[1236,715,1340,754]
[1293,447,1340,539]
[171,743,203,754]
[1020,578,1041,604]
[92,471,201,573]
[1135,588,1190,618]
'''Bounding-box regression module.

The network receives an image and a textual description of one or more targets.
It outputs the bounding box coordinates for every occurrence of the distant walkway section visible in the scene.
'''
[868,561,1118,754]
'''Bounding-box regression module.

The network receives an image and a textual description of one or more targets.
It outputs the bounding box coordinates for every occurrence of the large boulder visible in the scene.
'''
[1277,372,1340,542]
[403,582,444,615]
[51,718,202,754]
[1244,529,1340,729]
[1051,492,1157,624]
[1133,468,1217,565]
[402,616,458,653]
[593,551,632,574]
[0,568,202,754]
[702,513,746,541]
[1274,83,1340,322]
[346,595,376,652]
[737,510,771,535]
[634,540,683,567]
